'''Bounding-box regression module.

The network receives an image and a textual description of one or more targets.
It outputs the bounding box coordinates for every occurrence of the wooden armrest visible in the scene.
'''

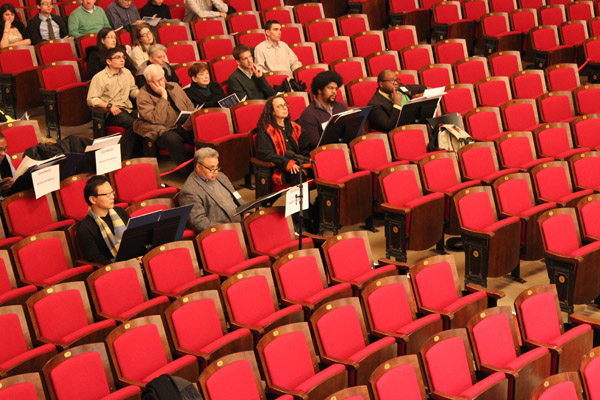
[465,283,505,299]
[250,157,276,168]
[378,257,413,273]
[315,178,344,189]
[569,312,600,330]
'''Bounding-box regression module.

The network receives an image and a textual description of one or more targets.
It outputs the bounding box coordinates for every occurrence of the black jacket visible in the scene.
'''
[367,84,427,133]
[185,81,225,108]
[228,68,276,101]
[27,14,68,45]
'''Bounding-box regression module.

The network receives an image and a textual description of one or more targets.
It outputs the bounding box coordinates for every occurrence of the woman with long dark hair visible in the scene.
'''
[129,23,155,68]
[86,27,135,78]
[0,3,29,48]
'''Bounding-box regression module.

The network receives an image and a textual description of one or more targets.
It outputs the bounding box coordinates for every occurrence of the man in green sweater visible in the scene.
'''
[68,0,111,38]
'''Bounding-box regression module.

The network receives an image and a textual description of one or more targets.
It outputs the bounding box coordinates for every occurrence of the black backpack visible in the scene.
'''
[142,374,203,400]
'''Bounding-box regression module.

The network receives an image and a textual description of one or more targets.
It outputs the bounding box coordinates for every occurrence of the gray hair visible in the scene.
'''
[143,63,164,82]
[194,147,219,165]
[148,43,167,57]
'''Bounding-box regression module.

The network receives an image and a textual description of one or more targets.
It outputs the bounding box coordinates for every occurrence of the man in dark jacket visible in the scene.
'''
[367,69,427,133]
[228,44,276,101]
[27,0,69,44]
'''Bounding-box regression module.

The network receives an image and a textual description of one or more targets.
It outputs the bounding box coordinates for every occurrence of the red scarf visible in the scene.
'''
[266,122,302,185]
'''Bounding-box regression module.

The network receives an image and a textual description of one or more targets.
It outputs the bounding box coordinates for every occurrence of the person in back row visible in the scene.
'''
[228,44,276,101]
[27,0,70,44]
[254,20,301,75]
[68,0,111,38]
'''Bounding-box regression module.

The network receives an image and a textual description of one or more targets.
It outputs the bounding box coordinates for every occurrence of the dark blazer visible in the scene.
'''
[228,68,276,101]
[185,81,225,108]
[27,14,68,44]
[367,84,427,133]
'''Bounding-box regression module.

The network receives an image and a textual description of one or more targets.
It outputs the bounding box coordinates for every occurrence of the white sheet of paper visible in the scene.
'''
[32,165,60,199]
[233,191,242,200]
[285,182,309,217]
[423,87,446,98]
[85,134,122,152]
[95,144,122,175]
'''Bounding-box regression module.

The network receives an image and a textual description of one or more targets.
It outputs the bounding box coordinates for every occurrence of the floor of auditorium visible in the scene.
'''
[29,103,600,325]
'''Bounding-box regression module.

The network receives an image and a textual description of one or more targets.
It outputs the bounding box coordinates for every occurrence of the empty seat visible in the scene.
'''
[463,107,505,141]
[571,114,600,149]
[109,158,177,204]
[368,355,428,400]
[533,123,587,159]
[475,76,512,107]
[388,124,440,162]
[537,91,576,123]
[496,132,554,171]
[573,84,600,115]
[531,161,593,207]
[0,250,36,307]
[489,50,523,77]
[457,141,518,184]
[0,373,47,399]
[568,151,600,191]
[511,70,548,100]
[532,372,584,400]
[575,193,600,242]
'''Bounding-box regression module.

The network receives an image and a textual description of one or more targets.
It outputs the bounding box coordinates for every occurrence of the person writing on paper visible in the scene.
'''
[256,94,311,186]
[298,70,346,150]
[185,62,225,108]
[133,64,196,174]
[228,44,276,101]
[367,69,427,133]
[178,148,241,233]
[0,133,14,198]
[77,175,130,265]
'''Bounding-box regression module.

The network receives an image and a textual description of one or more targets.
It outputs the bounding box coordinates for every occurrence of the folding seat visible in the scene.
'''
[454,185,522,285]
[496,132,554,172]
[293,2,324,24]
[109,158,177,204]
[369,354,428,400]
[433,38,468,65]
[388,0,430,42]
[399,44,434,71]
[533,122,587,160]
[280,91,308,121]
[457,141,518,184]
[463,106,506,140]
[384,24,418,52]
[76,33,98,60]
[510,8,538,52]
[515,284,593,368]
[164,41,200,64]
[418,63,453,88]
[42,343,141,400]
[317,36,353,64]
[228,0,256,12]
[365,51,401,77]
[396,70,419,85]
[310,144,373,233]
[263,70,290,89]
[54,173,95,222]
[589,15,600,36]
[532,372,584,400]
[262,5,294,24]
[226,11,261,34]
[34,39,79,64]
[474,76,512,107]
[573,84,600,114]
[164,290,253,369]
[345,77,378,107]
[305,18,338,43]
[168,3,186,20]
[207,55,237,85]
[198,35,235,60]
[388,124,436,162]
[190,18,227,41]
[230,100,266,135]
[256,322,348,398]
[418,151,481,236]
[156,21,192,43]
[537,91,576,123]
[440,83,476,114]
[280,23,305,45]
[329,57,367,85]
[290,42,319,65]
[0,124,44,168]
[466,306,552,400]
[337,13,370,37]
[0,305,57,377]
[362,275,443,355]
[567,0,595,21]
[221,268,304,338]
[500,98,543,131]
[558,21,589,64]
[580,346,600,400]
[12,231,92,288]
[310,297,397,386]
[106,315,199,387]
[481,12,522,55]
[530,25,575,69]
[539,3,566,25]
[545,64,580,93]
[420,329,509,399]
[489,50,523,77]
[0,250,35,306]
[26,282,116,349]
[198,351,268,399]
[0,373,47,399]
[234,28,266,47]
[432,1,475,49]
[569,151,600,191]
[491,0,517,13]
[571,114,600,149]
[0,45,42,118]
[531,160,593,207]
[325,386,371,400]
[453,56,490,85]
[351,30,385,58]
[37,60,91,139]
[511,70,547,100]
[60,0,81,17]
[87,260,169,323]
[583,36,600,83]
[576,193,600,241]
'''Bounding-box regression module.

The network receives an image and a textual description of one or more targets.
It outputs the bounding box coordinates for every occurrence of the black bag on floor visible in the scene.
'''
[142,374,203,400]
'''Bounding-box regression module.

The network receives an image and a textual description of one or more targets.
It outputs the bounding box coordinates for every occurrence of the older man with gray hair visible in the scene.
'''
[133,64,195,171]
[136,43,179,87]
[177,147,242,232]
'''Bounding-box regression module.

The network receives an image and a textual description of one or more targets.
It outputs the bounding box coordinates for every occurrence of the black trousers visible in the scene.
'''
[156,127,195,166]
[107,109,141,160]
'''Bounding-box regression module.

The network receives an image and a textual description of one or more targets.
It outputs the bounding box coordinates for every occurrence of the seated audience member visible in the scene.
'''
[183,0,235,22]
[27,0,70,44]
[254,20,301,75]
[87,27,136,78]
[256,94,311,186]
[68,0,111,38]
[367,68,427,133]
[139,0,171,19]
[129,23,155,69]
[298,70,346,150]
[77,175,130,265]
[185,62,226,108]
[136,43,179,87]
[229,44,276,101]
[0,3,30,48]
[87,46,140,159]
[134,64,196,172]
[106,0,143,30]
[0,133,14,199]
[178,147,241,233]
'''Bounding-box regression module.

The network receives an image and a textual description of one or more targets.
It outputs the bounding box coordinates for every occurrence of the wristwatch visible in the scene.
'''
[107,103,113,110]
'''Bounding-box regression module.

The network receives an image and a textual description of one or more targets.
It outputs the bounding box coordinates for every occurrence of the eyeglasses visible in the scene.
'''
[0,147,9,153]
[140,31,152,38]
[39,2,52,5]
[200,163,220,173]
[381,78,400,84]
[110,55,125,60]
[95,191,115,197]
[275,102,289,109]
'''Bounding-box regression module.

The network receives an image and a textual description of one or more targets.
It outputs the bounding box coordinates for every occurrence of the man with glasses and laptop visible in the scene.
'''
[178,147,242,233]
